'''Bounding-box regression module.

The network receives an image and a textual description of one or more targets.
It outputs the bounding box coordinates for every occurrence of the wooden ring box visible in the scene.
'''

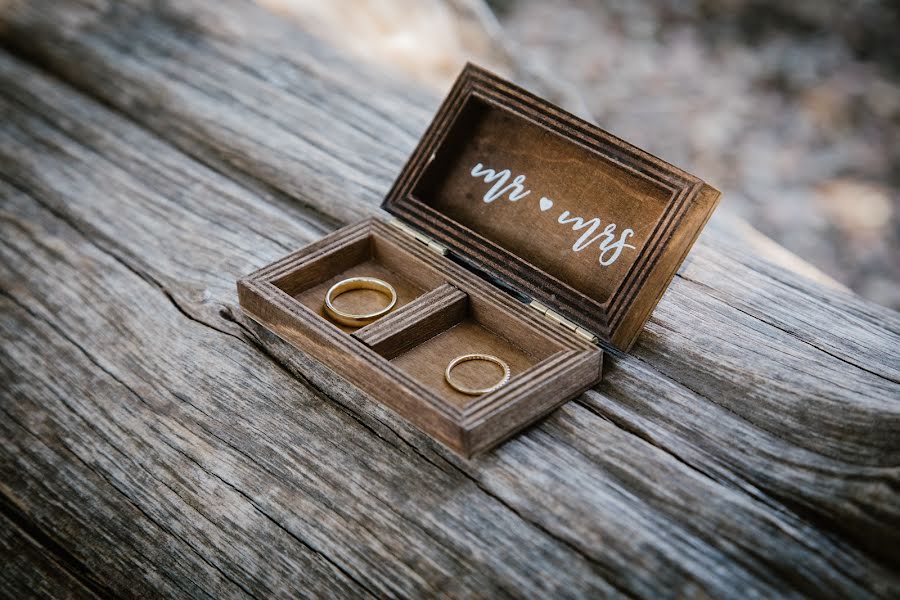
[238,64,721,457]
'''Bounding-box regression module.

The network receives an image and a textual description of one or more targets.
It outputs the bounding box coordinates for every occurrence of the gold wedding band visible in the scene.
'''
[324,277,397,327]
[445,353,511,396]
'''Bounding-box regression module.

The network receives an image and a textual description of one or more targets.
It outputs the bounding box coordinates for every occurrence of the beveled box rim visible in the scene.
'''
[237,218,602,457]
[382,63,720,350]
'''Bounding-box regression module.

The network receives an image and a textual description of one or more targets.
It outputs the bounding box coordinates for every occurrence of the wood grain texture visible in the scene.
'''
[0,501,102,600]
[0,0,899,598]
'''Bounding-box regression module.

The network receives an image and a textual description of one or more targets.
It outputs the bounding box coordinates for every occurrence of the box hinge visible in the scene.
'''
[389,219,448,256]
[528,300,599,344]
[390,218,595,343]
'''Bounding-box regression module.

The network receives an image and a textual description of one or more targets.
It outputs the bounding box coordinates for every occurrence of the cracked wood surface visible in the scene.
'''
[0,0,898,598]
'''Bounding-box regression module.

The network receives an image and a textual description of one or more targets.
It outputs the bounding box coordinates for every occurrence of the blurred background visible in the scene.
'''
[261,0,899,310]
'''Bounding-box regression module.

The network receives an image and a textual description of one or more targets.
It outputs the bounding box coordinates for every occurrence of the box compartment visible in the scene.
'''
[353,283,563,411]
[238,218,602,457]
[270,227,445,333]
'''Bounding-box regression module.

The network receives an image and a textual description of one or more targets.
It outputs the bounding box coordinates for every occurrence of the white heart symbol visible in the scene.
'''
[539,197,554,212]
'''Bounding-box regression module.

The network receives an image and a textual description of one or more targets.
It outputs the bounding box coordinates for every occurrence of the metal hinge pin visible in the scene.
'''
[389,219,449,255]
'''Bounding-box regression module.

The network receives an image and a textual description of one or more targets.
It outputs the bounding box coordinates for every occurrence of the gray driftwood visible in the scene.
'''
[0,1,898,598]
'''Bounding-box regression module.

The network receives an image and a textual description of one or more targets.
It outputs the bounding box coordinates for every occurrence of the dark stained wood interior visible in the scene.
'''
[384,65,722,349]
[280,233,439,333]
[390,318,543,411]
[413,95,671,304]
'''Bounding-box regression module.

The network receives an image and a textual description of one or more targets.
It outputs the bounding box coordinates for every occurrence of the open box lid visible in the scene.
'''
[383,64,721,351]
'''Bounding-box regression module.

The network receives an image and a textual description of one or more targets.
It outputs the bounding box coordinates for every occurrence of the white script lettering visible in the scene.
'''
[470,162,638,267]
[470,163,531,203]
[557,211,636,266]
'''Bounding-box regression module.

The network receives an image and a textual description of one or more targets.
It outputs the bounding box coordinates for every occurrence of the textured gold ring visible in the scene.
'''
[324,277,397,327]
[444,353,511,396]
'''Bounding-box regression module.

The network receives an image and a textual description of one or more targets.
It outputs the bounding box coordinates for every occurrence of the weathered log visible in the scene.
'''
[0,1,898,598]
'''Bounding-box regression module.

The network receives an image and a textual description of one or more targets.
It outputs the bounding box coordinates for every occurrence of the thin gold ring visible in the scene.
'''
[444,353,511,396]
[324,277,397,327]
